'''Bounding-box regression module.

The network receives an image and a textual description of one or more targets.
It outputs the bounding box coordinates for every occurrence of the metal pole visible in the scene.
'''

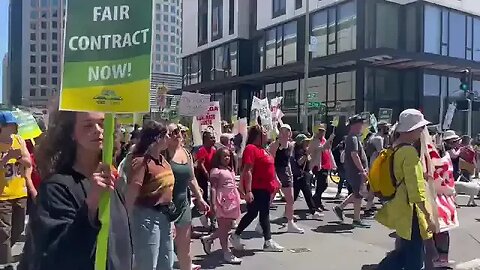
[467,98,472,137]
[302,0,310,132]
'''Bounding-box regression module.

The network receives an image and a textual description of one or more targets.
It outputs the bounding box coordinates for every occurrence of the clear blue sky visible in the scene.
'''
[0,1,9,103]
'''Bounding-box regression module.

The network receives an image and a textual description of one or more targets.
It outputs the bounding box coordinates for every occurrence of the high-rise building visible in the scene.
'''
[2,54,10,105]
[6,0,65,108]
[182,0,480,135]
[150,0,183,111]
[7,0,23,106]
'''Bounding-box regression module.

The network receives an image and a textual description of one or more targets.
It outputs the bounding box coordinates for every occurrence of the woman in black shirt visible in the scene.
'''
[29,111,132,270]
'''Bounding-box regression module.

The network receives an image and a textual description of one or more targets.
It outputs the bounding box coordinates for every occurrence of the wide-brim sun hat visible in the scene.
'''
[443,130,460,141]
[395,109,430,133]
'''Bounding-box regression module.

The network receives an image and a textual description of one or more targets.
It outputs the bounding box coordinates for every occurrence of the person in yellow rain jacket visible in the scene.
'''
[0,111,33,270]
[376,109,436,270]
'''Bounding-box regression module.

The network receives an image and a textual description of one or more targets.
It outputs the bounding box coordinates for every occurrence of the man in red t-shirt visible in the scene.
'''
[195,131,216,228]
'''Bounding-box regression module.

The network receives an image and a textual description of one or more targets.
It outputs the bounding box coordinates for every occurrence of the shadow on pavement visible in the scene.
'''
[312,222,354,234]
[193,249,259,269]
[360,264,378,270]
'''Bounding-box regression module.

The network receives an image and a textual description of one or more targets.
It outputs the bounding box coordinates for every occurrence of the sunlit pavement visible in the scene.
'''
[8,188,480,270]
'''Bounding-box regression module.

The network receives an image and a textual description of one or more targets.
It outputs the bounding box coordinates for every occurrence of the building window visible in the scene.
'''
[375,2,399,49]
[266,29,276,69]
[311,9,328,58]
[41,33,47,40]
[467,17,473,60]
[156,3,161,10]
[273,0,286,18]
[162,64,169,72]
[229,0,235,35]
[52,11,58,18]
[164,4,169,12]
[41,78,47,85]
[211,0,223,41]
[52,43,58,51]
[30,44,36,52]
[441,9,448,55]
[163,14,169,22]
[52,21,58,29]
[170,15,176,23]
[170,25,175,33]
[230,42,238,76]
[41,88,47,96]
[41,0,48,8]
[30,33,36,41]
[424,5,441,54]
[283,21,297,64]
[52,66,58,74]
[449,11,466,59]
[30,67,36,74]
[328,7,336,55]
[30,23,36,30]
[264,21,297,69]
[51,0,58,6]
[52,77,58,85]
[211,46,226,80]
[30,78,36,85]
[30,89,36,97]
[163,35,169,42]
[41,55,47,63]
[295,0,302,9]
[41,22,47,29]
[474,18,480,61]
[41,66,47,73]
[41,44,47,51]
[170,35,175,42]
[52,55,58,62]
[337,1,356,53]
[198,0,208,45]
[52,32,58,40]
[30,56,36,63]
[170,6,175,13]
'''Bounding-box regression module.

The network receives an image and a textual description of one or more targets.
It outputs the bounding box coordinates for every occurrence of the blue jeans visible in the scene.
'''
[377,210,424,270]
[133,206,174,270]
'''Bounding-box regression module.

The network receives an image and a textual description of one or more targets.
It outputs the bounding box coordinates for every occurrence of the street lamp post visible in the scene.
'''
[301,0,310,132]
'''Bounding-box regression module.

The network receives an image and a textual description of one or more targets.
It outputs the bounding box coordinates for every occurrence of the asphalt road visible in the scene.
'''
[8,187,480,270]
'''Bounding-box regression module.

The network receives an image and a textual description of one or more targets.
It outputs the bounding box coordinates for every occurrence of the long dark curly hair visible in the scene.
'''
[35,111,77,179]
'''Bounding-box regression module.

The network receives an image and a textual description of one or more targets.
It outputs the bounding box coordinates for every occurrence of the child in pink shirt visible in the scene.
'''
[200,148,242,264]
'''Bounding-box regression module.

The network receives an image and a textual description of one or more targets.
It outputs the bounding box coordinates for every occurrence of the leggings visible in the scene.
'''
[293,174,317,214]
[235,189,272,241]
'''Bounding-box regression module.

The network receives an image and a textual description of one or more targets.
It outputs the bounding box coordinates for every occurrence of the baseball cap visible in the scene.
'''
[280,123,292,131]
[295,134,311,144]
[0,111,18,126]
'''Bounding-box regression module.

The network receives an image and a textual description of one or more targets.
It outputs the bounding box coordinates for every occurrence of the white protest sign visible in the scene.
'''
[442,103,456,130]
[270,97,283,136]
[191,101,222,145]
[251,97,273,135]
[178,92,211,117]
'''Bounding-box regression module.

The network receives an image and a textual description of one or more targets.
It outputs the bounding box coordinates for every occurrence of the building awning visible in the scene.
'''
[179,48,480,94]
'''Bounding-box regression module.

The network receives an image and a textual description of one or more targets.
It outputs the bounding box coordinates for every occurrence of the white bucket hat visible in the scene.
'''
[443,130,460,141]
[395,109,430,133]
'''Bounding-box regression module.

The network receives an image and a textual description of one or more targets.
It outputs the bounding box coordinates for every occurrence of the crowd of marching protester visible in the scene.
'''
[0,108,478,270]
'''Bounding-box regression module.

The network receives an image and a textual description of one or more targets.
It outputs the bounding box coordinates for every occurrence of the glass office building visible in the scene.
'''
[182,0,480,134]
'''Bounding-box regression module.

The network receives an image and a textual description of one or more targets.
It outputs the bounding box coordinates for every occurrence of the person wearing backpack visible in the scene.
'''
[333,115,370,228]
[376,109,436,270]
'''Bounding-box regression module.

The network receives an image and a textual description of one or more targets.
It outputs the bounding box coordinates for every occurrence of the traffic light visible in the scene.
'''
[460,68,471,92]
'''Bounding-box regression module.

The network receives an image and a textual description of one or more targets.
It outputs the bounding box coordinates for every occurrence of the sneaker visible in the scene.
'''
[333,206,344,222]
[223,251,242,265]
[199,215,209,229]
[310,211,325,219]
[191,263,201,270]
[229,234,244,250]
[263,239,284,252]
[352,220,371,228]
[200,236,213,255]
[255,222,263,234]
[287,222,305,234]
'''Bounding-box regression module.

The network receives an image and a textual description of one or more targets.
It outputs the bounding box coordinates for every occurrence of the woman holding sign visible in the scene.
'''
[31,111,132,270]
